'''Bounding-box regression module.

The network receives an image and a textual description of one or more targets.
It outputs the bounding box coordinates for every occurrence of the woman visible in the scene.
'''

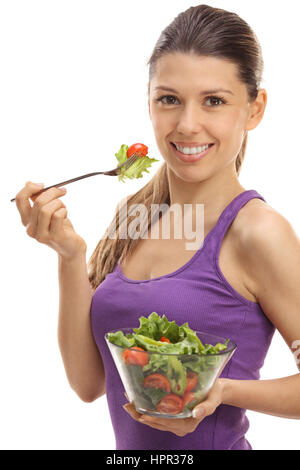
[15,5,300,450]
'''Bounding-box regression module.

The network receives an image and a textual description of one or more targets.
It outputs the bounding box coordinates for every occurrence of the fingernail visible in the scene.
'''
[60,187,67,192]
[192,406,205,419]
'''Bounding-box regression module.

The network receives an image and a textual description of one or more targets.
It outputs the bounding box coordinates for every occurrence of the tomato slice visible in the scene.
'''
[143,373,171,392]
[157,393,184,414]
[127,143,148,159]
[186,371,198,392]
[159,336,171,343]
[122,347,148,367]
[183,391,197,407]
[182,392,197,407]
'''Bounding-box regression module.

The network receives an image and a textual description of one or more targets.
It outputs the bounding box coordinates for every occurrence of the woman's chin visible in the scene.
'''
[167,164,209,183]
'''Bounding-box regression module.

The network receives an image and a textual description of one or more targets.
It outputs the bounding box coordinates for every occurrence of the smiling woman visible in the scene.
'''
[148,52,266,181]
[88,3,266,289]
[86,4,300,452]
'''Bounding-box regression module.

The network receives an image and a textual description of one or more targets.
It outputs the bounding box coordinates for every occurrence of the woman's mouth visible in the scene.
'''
[169,142,215,163]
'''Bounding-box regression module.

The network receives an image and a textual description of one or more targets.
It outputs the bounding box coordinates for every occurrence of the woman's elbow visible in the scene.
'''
[74,384,106,403]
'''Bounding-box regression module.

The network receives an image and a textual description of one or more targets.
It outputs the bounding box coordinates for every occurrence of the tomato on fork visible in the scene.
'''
[127,143,148,159]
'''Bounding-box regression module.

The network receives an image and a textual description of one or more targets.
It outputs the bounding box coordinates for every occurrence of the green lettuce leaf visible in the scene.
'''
[166,356,187,396]
[106,331,135,348]
[115,144,159,183]
[107,313,230,358]
[142,353,169,374]
[143,387,168,407]
[133,312,175,341]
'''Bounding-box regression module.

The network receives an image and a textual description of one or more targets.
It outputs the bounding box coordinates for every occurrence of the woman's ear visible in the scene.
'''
[245,88,267,131]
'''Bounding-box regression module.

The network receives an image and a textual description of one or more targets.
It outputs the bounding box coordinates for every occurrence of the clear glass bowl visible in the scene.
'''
[105,328,236,419]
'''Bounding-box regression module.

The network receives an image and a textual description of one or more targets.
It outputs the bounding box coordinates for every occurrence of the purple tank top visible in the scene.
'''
[90,190,275,450]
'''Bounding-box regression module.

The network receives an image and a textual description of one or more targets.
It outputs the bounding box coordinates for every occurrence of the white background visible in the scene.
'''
[1,0,299,450]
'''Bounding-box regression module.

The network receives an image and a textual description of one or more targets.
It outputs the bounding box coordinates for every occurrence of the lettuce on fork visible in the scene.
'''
[115,144,159,183]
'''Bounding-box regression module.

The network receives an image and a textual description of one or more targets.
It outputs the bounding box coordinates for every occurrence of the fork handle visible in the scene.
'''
[10,171,108,202]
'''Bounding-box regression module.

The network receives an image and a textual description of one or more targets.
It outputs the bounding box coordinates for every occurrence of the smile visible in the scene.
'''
[170,142,215,163]
[173,143,211,155]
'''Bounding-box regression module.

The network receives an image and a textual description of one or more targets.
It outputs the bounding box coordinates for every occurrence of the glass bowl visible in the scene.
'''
[105,328,236,419]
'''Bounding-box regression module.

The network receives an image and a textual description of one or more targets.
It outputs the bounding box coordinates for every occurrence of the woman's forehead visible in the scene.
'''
[150,53,242,94]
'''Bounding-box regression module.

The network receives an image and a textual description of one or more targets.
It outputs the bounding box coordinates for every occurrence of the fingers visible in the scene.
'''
[122,403,142,420]
[15,181,44,226]
[122,404,170,432]
[33,201,67,242]
[122,402,186,435]
[30,186,67,233]
[49,207,68,235]
[192,405,206,420]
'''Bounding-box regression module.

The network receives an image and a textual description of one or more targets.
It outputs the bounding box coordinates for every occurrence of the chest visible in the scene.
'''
[120,215,257,303]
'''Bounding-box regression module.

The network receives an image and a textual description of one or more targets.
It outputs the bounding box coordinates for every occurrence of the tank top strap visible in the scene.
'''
[203,189,266,261]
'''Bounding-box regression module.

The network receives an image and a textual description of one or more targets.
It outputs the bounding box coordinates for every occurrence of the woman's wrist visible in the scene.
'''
[58,243,87,264]
[219,377,234,405]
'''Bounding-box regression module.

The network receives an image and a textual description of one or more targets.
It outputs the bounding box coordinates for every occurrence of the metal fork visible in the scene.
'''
[10,152,140,202]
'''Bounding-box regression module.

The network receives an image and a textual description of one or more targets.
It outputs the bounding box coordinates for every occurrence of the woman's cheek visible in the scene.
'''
[220,109,246,148]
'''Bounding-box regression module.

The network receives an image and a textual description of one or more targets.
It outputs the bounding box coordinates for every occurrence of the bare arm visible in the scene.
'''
[14,181,106,403]
[14,182,133,403]
[223,208,300,418]
[57,248,105,402]
[221,374,300,419]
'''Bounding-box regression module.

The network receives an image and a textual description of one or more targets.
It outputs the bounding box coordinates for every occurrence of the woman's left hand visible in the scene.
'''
[123,378,228,437]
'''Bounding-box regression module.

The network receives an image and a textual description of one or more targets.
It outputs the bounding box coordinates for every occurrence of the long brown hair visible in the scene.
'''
[88,4,264,290]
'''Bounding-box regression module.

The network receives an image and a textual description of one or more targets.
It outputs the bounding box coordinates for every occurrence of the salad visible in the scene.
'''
[115,143,159,182]
[107,312,231,415]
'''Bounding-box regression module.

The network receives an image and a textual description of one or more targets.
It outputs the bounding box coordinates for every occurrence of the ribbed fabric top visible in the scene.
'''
[90,190,275,450]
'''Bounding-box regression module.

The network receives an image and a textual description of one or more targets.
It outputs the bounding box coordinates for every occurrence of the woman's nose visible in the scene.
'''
[176,105,205,135]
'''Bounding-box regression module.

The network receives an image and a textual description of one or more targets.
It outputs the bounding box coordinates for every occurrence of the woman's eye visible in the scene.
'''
[156,95,179,105]
[205,96,225,106]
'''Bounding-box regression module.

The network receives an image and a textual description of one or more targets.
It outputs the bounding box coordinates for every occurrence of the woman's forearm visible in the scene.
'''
[221,373,300,419]
[57,249,105,402]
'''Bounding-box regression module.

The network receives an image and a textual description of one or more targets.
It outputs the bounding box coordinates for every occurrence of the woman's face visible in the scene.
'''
[148,52,265,182]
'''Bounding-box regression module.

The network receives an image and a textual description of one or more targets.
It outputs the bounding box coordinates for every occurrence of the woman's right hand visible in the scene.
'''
[15,181,87,260]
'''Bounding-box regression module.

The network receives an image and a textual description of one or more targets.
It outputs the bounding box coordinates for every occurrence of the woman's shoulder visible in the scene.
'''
[235,197,293,239]
[231,197,299,300]
[232,196,298,265]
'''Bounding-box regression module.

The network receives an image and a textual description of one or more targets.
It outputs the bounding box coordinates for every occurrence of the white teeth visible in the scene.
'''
[174,143,210,154]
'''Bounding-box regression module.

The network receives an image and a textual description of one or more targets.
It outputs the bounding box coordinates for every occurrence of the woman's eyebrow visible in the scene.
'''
[154,86,234,95]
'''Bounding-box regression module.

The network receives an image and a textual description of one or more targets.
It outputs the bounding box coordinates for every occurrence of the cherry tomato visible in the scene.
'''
[143,373,171,393]
[122,347,148,367]
[186,371,198,392]
[127,143,148,159]
[159,336,171,343]
[157,393,184,414]
[183,391,197,408]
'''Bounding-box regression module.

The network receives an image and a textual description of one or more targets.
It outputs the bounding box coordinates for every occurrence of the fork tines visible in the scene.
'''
[121,152,140,170]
